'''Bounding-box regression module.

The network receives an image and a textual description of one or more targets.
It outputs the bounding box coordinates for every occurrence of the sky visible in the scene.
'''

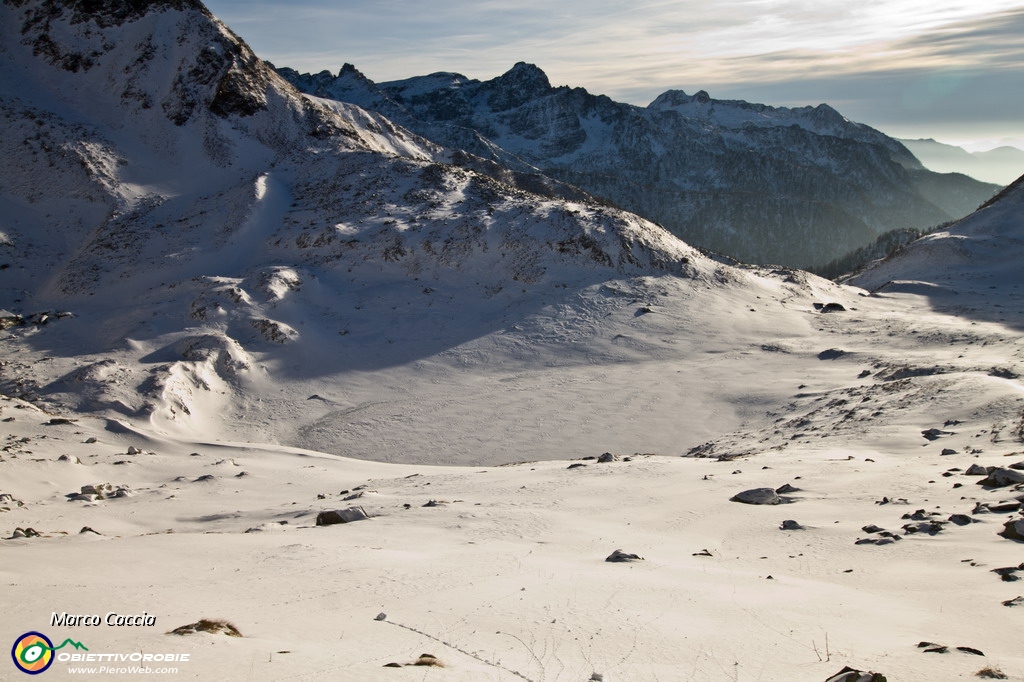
[203,0,1024,150]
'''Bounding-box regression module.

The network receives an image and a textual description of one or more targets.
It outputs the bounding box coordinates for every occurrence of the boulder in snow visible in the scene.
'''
[316,507,369,526]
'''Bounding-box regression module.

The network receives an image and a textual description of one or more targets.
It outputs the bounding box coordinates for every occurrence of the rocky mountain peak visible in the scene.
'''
[338,62,360,77]
[809,102,846,125]
[485,61,552,111]
[647,89,711,109]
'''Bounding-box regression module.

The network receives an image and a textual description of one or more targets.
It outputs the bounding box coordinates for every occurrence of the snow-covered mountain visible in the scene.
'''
[278,62,998,269]
[0,0,846,458]
[4,4,1024,680]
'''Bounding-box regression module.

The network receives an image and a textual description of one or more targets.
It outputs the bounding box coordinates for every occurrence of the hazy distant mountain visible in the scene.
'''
[899,138,1024,186]
[278,62,998,269]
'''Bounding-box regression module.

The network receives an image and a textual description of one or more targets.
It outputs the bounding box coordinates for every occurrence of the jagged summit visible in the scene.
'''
[486,61,553,110]
[648,89,712,106]
[648,89,852,134]
[280,62,997,268]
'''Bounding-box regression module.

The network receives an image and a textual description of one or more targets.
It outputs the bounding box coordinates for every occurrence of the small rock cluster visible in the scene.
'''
[66,483,132,502]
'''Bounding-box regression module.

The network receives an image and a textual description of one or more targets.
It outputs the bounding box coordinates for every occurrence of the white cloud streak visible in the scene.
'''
[206,0,1024,144]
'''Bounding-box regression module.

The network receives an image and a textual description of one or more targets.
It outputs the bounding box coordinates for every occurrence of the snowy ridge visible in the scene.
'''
[850,173,1024,294]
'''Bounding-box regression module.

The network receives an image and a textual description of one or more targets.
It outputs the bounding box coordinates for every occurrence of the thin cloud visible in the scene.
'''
[204,0,1024,143]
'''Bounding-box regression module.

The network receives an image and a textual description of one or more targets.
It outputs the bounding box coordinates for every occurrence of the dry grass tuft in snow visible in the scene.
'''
[169,619,243,638]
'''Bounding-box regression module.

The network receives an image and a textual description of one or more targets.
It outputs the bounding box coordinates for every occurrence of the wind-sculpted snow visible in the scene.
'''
[280,62,998,269]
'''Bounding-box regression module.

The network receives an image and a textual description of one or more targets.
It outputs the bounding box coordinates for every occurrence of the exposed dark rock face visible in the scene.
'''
[8,0,268,124]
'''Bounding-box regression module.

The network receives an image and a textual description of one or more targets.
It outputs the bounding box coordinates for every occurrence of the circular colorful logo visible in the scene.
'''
[11,632,54,675]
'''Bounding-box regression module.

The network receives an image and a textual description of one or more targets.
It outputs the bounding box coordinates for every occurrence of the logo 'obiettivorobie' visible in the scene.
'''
[11,632,88,675]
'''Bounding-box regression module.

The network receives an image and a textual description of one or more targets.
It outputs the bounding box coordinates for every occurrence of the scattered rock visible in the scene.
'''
[994,566,1024,586]
[775,483,800,494]
[903,521,945,536]
[79,526,101,535]
[819,302,847,313]
[976,667,1008,679]
[567,463,587,470]
[977,468,1024,488]
[47,417,77,425]
[127,446,142,455]
[692,549,713,556]
[605,549,643,563]
[731,488,782,505]
[948,514,976,526]
[965,464,989,476]
[941,448,958,455]
[83,437,98,444]
[10,527,40,539]
[998,518,1024,541]
[824,666,888,682]
[780,520,804,530]
[316,507,369,526]
[193,475,216,482]
[901,509,937,521]
[67,483,132,501]
[1001,596,1023,607]
[861,524,885,534]
[922,428,954,441]
[374,612,387,621]
[412,654,442,667]
[383,654,444,669]
[169,619,242,637]
[0,493,25,509]
[818,348,847,360]
[597,452,617,463]
[918,642,985,656]
[855,534,901,546]
[973,499,1022,514]
[57,454,81,463]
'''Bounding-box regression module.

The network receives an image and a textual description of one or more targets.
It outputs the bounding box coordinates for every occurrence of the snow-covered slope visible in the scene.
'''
[279,62,998,269]
[3,3,1024,681]
[849,174,1024,298]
